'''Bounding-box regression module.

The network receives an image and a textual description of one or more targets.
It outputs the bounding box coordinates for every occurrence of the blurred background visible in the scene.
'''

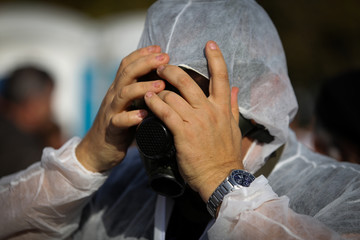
[0,0,359,175]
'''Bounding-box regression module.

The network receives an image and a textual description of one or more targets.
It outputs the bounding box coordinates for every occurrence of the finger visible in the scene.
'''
[111,80,166,111]
[111,109,148,128]
[144,91,183,134]
[114,52,169,90]
[157,90,194,119]
[231,87,240,124]
[156,65,207,108]
[116,45,161,75]
[205,41,230,105]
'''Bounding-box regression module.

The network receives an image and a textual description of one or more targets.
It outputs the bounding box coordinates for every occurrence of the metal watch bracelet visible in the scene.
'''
[206,169,255,218]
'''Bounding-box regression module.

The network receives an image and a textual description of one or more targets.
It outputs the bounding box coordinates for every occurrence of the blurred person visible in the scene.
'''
[0,1,359,240]
[313,70,360,164]
[0,66,64,177]
[290,87,316,150]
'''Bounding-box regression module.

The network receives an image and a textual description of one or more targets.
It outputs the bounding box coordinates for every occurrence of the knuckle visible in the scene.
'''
[107,83,115,94]
[162,91,174,102]
[161,107,172,121]
[119,66,131,80]
[213,72,228,80]
[144,56,153,66]
[146,54,159,67]
[140,82,149,93]
[110,99,118,112]
[119,58,129,69]
[118,86,129,100]
[138,47,148,56]
[177,75,191,88]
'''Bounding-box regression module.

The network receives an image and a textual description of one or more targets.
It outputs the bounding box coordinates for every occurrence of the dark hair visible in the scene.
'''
[314,69,360,162]
[1,66,54,103]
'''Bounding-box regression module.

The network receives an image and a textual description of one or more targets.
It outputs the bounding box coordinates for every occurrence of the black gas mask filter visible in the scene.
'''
[133,69,274,198]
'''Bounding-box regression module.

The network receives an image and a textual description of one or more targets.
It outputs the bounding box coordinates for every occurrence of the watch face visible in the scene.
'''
[231,170,255,187]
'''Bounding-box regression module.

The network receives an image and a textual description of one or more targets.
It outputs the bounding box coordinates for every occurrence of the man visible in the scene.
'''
[313,70,360,164]
[0,66,63,177]
[1,0,359,239]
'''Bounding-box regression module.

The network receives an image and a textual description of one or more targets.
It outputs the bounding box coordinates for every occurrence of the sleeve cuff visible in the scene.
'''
[42,137,108,191]
[218,175,279,219]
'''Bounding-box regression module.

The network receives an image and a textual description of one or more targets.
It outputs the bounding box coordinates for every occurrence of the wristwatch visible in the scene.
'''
[206,169,255,218]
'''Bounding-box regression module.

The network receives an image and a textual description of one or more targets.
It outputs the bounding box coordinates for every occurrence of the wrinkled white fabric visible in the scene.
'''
[0,137,107,239]
[71,130,359,240]
[138,0,298,173]
[207,130,360,240]
[2,132,359,239]
[267,131,360,239]
[1,0,360,239]
[209,178,342,240]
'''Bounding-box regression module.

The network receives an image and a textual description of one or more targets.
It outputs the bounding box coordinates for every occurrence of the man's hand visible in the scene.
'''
[76,46,169,172]
[144,41,243,202]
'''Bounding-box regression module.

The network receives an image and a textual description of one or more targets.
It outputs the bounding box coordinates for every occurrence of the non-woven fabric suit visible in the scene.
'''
[72,130,360,239]
[0,0,359,239]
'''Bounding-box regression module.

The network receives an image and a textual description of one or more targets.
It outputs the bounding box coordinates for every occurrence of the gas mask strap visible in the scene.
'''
[238,113,274,143]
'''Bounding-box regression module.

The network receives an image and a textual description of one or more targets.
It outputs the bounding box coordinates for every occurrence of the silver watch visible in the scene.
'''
[206,169,255,218]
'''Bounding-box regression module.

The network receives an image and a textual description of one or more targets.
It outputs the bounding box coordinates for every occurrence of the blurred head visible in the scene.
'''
[314,70,360,164]
[0,66,55,133]
[138,0,298,173]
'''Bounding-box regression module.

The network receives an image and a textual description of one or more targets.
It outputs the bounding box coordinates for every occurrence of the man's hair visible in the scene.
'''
[1,66,54,103]
[314,69,360,163]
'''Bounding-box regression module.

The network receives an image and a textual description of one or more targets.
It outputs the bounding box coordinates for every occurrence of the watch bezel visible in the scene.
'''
[230,169,255,187]
[207,169,255,218]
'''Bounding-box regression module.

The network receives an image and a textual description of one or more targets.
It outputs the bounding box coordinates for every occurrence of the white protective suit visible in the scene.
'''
[1,0,360,239]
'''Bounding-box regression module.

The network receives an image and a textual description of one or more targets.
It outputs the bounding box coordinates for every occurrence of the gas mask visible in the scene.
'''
[133,68,274,198]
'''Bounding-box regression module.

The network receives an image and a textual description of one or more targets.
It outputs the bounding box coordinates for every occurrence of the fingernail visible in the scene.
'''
[209,41,217,50]
[157,65,165,73]
[153,81,161,88]
[137,110,148,119]
[147,46,155,52]
[156,54,164,61]
[145,91,154,98]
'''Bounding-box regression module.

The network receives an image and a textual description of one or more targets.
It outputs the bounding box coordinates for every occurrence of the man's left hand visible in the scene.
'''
[144,41,243,202]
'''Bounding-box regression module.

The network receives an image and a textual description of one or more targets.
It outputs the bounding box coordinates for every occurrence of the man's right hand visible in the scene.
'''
[76,46,169,172]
